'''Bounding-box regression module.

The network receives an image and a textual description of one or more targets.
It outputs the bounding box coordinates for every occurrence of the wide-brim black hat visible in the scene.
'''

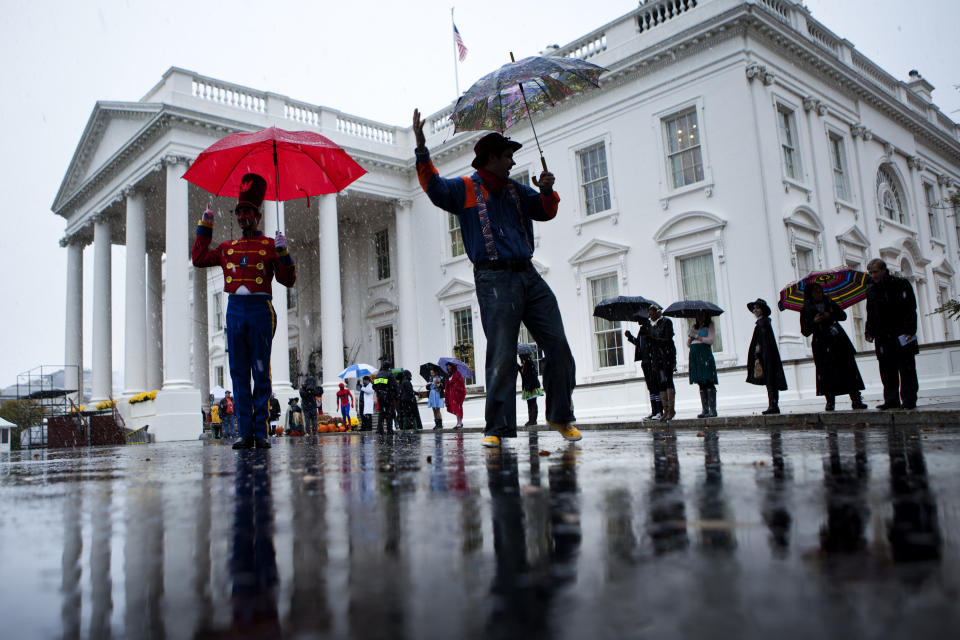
[471,132,522,169]
[236,173,267,211]
[747,298,772,316]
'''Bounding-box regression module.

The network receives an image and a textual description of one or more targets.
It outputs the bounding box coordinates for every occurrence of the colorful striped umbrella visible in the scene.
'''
[778,268,870,311]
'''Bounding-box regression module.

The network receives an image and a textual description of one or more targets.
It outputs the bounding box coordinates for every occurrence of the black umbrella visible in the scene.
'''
[662,300,724,318]
[593,295,660,322]
[517,343,536,356]
[419,362,441,382]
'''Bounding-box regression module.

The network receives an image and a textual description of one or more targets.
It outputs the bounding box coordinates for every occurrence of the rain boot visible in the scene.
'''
[525,399,538,426]
[763,388,780,415]
[644,394,660,420]
[824,395,835,412]
[707,386,718,417]
[661,389,676,422]
[697,387,710,418]
[850,391,867,410]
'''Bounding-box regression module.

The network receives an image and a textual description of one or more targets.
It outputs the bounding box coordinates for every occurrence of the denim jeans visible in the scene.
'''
[474,265,576,437]
[222,414,237,438]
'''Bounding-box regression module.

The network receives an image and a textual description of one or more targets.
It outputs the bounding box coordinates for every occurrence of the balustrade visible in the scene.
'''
[191,78,266,113]
[336,116,396,144]
[637,0,699,33]
[284,101,322,127]
[805,19,839,55]
[562,33,608,60]
[758,0,790,22]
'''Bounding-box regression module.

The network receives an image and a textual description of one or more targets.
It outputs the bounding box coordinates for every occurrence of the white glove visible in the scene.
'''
[275,231,287,252]
[201,206,215,225]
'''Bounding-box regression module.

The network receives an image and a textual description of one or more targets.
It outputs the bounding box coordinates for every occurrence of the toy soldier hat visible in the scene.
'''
[472,132,522,169]
[236,173,267,211]
[747,298,772,316]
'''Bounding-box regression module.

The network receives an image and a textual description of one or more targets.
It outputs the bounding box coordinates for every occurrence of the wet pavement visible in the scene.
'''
[1,425,959,639]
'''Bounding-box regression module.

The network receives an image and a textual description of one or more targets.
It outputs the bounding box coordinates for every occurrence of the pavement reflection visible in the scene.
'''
[1,426,958,638]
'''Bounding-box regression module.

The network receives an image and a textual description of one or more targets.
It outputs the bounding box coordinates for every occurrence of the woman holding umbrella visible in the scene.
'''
[800,283,868,411]
[444,362,466,429]
[687,310,719,418]
[640,305,677,421]
[518,349,543,426]
[427,366,446,430]
[745,299,788,414]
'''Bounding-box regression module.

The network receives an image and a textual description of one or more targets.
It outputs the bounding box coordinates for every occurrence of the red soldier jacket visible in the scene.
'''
[192,219,296,294]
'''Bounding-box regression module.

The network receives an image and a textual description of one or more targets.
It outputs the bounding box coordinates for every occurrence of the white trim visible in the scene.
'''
[568,132,618,220]
[653,97,714,207]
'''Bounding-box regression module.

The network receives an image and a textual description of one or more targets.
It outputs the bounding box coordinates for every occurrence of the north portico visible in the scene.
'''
[52,68,420,440]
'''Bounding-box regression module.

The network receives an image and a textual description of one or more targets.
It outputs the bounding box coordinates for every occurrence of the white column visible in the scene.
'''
[123,189,147,395]
[63,237,84,401]
[152,157,201,441]
[162,160,193,389]
[91,215,113,403]
[264,202,295,401]
[192,269,210,405]
[146,248,163,391]
[394,199,420,367]
[319,194,345,411]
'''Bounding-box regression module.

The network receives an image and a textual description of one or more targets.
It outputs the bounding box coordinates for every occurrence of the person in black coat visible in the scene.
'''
[800,283,868,411]
[299,374,319,436]
[745,298,788,414]
[373,359,399,434]
[640,305,677,421]
[517,355,543,426]
[865,258,919,409]
[625,315,662,420]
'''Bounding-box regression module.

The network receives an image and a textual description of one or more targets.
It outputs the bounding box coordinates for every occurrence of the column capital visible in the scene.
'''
[937,174,951,187]
[745,62,773,86]
[162,153,192,168]
[907,155,925,172]
[850,123,872,140]
[59,235,88,248]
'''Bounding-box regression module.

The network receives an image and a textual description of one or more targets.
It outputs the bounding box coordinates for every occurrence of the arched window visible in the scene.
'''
[876,166,905,224]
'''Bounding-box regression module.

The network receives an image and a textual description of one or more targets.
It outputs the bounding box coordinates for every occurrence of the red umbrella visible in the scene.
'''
[182,127,366,225]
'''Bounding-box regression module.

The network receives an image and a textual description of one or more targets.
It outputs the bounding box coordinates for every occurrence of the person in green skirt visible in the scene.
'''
[687,310,719,417]
[518,353,544,426]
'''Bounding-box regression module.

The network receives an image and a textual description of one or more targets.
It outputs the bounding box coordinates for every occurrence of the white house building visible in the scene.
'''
[53,0,960,440]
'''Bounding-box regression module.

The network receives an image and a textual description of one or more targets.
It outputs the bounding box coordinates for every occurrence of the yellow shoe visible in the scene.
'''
[481,435,501,448]
[548,421,582,441]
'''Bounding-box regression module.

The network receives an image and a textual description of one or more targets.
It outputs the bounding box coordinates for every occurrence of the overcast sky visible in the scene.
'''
[1,0,957,389]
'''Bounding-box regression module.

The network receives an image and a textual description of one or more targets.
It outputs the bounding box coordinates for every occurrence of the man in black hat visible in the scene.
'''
[412,109,579,448]
[865,258,919,409]
[372,357,399,434]
[193,172,297,450]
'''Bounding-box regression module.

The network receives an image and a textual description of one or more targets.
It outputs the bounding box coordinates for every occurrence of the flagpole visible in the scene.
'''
[451,7,460,97]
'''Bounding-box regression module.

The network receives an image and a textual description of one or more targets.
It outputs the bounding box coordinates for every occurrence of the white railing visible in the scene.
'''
[431,107,456,136]
[192,78,266,114]
[637,0,699,33]
[851,51,898,95]
[562,33,608,60]
[284,100,322,127]
[336,115,396,144]
[805,19,839,55]
[757,0,791,22]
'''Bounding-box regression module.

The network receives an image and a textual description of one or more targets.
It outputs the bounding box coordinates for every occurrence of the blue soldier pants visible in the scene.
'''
[226,295,277,439]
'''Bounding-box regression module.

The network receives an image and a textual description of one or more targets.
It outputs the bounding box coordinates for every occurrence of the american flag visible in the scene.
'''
[453,23,468,61]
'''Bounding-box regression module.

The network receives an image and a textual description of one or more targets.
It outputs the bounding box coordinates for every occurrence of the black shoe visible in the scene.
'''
[902,403,917,410]
[851,401,868,410]
[255,437,271,449]
[877,403,901,410]
[524,420,536,426]
[824,401,835,412]
[232,437,255,450]
[762,406,780,415]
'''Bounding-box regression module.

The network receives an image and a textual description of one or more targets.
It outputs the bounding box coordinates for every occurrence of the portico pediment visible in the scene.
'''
[53,102,162,212]
[653,211,726,244]
[835,225,870,249]
[568,239,630,266]
[436,278,475,300]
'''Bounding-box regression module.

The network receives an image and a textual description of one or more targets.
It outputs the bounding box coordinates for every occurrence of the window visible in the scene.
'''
[955,197,960,247]
[287,286,298,310]
[513,171,531,187]
[938,285,954,340]
[288,348,298,387]
[374,229,391,280]
[448,213,465,258]
[1,429,7,444]
[795,245,815,279]
[925,183,942,240]
[846,260,866,351]
[518,323,545,376]
[663,108,704,189]
[876,166,905,224]
[589,275,624,367]
[452,308,475,383]
[577,142,611,215]
[829,133,849,201]
[214,292,225,332]
[678,253,723,352]
[215,366,224,388]
[377,325,394,365]
[777,104,800,180]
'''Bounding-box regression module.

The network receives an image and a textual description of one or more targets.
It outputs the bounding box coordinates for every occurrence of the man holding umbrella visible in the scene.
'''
[413,109,579,447]
[192,173,296,449]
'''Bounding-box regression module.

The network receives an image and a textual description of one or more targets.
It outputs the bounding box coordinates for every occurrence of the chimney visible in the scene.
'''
[907,69,934,102]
